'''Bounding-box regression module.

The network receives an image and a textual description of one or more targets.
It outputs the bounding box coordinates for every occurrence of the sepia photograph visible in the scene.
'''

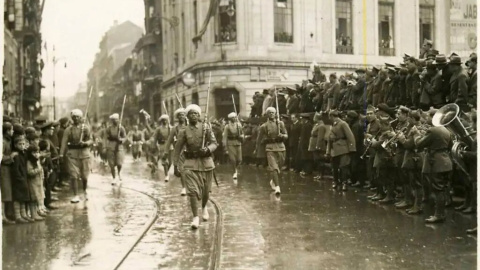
[1,0,478,269]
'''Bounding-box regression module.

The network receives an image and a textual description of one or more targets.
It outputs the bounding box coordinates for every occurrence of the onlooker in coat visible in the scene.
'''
[448,56,470,112]
[1,122,15,224]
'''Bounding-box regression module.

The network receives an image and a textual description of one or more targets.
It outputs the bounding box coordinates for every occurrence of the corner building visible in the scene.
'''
[159,0,454,118]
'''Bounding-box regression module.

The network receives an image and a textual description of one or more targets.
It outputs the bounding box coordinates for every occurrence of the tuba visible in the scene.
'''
[432,104,476,178]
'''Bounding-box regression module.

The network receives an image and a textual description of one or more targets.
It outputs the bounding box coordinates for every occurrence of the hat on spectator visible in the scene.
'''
[449,52,459,60]
[281,114,290,120]
[3,122,13,133]
[71,109,83,117]
[466,53,477,67]
[3,115,12,123]
[329,110,340,117]
[13,123,25,136]
[265,107,276,114]
[26,132,39,141]
[330,73,337,79]
[427,49,439,58]
[387,67,396,73]
[425,60,437,70]
[385,63,396,68]
[59,117,69,125]
[433,54,448,66]
[25,127,36,135]
[34,116,48,126]
[403,53,412,59]
[228,112,237,118]
[355,68,366,74]
[448,56,463,65]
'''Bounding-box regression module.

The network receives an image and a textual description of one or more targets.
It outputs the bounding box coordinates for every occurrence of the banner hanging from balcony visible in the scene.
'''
[192,0,219,44]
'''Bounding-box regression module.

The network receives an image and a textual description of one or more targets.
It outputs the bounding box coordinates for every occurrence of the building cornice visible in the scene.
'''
[161,60,373,88]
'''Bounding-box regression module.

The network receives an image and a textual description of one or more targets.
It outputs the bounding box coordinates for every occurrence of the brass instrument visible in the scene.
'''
[360,130,381,160]
[432,103,476,178]
[381,125,409,155]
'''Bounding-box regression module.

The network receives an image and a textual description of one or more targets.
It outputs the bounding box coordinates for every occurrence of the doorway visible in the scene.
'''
[214,88,239,119]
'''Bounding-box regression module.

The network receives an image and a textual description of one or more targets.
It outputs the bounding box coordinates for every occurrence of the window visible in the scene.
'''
[336,0,353,54]
[215,0,237,43]
[192,92,199,105]
[181,13,186,64]
[378,0,395,56]
[193,1,198,35]
[419,0,434,45]
[274,0,293,43]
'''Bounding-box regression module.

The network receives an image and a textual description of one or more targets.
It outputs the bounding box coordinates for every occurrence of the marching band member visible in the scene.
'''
[222,112,244,181]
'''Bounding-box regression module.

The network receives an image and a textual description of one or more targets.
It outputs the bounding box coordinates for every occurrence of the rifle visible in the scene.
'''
[115,95,127,152]
[274,86,281,137]
[79,87,94,143]
[175,94,184,109]
[201,72,218,187]
[232,94,242,142]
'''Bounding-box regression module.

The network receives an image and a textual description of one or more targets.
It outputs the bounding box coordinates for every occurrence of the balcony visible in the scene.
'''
[336,45,353,54]
[379,47,395,56]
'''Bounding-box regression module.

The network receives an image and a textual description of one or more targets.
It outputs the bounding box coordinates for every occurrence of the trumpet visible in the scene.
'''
[381,125,409,155]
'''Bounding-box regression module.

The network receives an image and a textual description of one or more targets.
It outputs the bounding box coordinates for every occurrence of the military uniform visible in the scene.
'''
[153,125,172,172]
[127,130,144,160]
[371,128,396,202]
[103,125,127,169]
[326,117,356,190]
[391,119,410,207]
[365,119,381,192]
[60,121,92,198]
[414,126,453,222]
[256,117,288,192]
[222,122,244,166]
[173,122,217,203]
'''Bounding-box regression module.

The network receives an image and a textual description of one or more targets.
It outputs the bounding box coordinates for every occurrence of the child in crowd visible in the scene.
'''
[11,136,32,223]
[1,122,15,224]
[26,144,46,221]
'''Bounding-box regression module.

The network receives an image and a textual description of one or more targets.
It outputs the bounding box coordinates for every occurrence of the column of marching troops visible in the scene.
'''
[1,51,476,233]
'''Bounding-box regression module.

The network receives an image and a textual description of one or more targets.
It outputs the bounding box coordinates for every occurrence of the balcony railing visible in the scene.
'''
[379,47,395,56]
[336,45,353,54]
[274,32,293,43]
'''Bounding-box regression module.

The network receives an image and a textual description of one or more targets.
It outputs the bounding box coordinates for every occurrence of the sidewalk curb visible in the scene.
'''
[208,197,224,270]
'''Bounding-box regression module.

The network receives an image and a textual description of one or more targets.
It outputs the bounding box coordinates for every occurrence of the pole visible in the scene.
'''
[175,93,183,108]
[201,72,212,147]
[232,94,237,115]
[118,95,127,136]
[53,57,56,120]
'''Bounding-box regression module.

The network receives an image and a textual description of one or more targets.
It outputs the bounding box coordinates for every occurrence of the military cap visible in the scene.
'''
[398,106,411,115]
[403,53,412,59]
[34,116,48,126]
[376,103,396,118]
[40,121,54,131]
[366,105,376,113]
[385,63,396,68]
[387,67,396,73]
[347,110,359,119]
[399,63,407,67]
[329,110,340,117]
[355,68,366,74]
[372,66,380,73]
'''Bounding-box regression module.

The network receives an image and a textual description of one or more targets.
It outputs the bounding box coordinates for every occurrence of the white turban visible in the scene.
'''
[110,113,119,120]
[71,109,83,117]
[185,104,201,116]
[265,107,276,114]
[228,112,237,118]
[159,114,169,121]
[174,108,185,118]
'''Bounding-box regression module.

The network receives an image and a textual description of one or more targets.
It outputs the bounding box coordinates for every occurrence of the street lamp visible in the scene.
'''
[159,16,180,97]
[52,54,67,120]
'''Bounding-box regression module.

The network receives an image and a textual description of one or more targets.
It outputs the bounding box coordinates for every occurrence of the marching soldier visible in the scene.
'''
[255,107,288,194]
[326,110,356,191]
[59,109,93,203]
[127,125,144,162]
[412,120,453,223]
[165,108,188,195]
[222,112,244,180]
[103,113,127,185]
[173,104,218,229]
[152,114,171,181]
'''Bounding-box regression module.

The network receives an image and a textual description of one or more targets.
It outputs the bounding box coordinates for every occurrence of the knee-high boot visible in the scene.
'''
[434,191,446,218]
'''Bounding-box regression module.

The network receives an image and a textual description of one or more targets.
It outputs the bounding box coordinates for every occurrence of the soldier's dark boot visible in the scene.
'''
[455,191,471,211]
[407,189,423,215]
[372,191,386,201]
[425,192,446,223]
[397,185,414,209]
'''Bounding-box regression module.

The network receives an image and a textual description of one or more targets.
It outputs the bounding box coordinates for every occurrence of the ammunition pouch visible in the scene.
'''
[184,150,212,159]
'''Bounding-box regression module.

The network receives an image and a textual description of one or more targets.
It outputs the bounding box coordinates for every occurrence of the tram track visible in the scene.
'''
[112,185,224,270]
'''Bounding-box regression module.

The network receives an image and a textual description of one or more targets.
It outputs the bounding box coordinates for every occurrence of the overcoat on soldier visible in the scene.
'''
[415,126,453,174]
